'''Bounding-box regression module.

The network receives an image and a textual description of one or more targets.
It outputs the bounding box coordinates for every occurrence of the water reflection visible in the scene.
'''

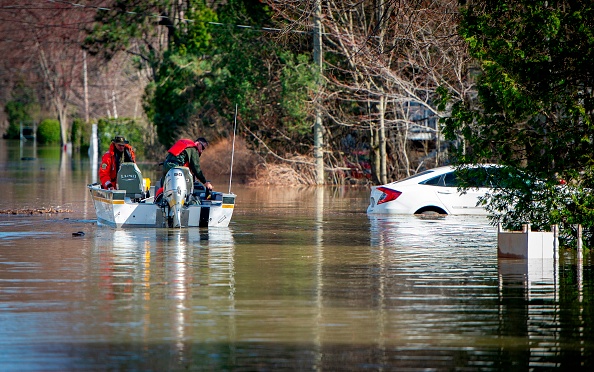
[498,258,560,369]
[2,140,594,370]
[369,214,495,249]
[93,227,235,301]
[87,227,236,370]
[365,214,594,370]
[314,187,324,370]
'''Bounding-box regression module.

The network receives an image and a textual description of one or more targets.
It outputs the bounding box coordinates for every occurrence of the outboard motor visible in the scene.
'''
[162,167,190,227]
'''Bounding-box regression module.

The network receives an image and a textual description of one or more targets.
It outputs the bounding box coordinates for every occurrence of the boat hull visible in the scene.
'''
[88,185,235,228]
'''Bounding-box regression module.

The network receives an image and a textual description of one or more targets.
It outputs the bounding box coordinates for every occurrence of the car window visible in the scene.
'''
[443,172,458,187]
[422,168,491,188]
[457,167,495,188]
[484,167,516,188]
[422,175,443,186]
[420,171,459,187]
[393,169,435,184]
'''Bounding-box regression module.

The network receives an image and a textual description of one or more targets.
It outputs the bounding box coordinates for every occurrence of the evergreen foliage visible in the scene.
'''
[442,1,594,248]
[203,1,316,154]
[279,51,317,136]
[144,3,218,146]
[87,0,317,157]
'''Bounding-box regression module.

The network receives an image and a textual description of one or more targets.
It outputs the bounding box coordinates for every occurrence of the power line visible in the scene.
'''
[0,16,92,29]
[45,0,308,34]
[7,0,384,40]
[3,0,354,38]
[46,0,110,12]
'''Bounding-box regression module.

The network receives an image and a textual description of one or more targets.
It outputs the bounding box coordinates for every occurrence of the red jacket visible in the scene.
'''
[168,139,198,158]
[99,143,136,189]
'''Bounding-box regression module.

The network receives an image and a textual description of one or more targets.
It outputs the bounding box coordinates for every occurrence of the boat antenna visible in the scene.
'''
[229,104,238,194]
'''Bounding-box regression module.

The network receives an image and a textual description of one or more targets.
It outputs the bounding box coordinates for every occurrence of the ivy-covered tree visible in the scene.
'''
[143,2,218,146]
[441,1,594,247]
[202,2,317,155]
[87,0,317,157]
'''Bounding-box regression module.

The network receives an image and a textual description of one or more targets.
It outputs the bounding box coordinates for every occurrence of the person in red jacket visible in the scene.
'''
[99,136,136,190]
[161,137,212,191]
[155,137,212,200]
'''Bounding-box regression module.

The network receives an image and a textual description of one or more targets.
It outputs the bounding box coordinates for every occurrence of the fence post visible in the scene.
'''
[577,224,583,261]
[553,224,559,261]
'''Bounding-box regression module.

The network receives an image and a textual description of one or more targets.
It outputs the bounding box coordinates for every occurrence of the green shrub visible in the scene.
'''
[37,119,61,144]
[97,117,145,158]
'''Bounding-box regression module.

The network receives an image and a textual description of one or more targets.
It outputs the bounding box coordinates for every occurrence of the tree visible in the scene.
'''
[203,2,318,155]
[86,0,289,149]
[90,0,319,166]
[84,0,174,77]
[441,1,594,247]
[9,1,93,145]
[3,79,39,139]
[0,0,135,146]
[268,0,472,182]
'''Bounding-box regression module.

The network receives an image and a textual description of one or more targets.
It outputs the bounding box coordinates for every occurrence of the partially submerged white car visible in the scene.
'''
[367,165,495,215]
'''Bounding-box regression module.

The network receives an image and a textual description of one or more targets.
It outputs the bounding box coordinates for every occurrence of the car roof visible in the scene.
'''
[386,164,499,185]
[387,166,454,185]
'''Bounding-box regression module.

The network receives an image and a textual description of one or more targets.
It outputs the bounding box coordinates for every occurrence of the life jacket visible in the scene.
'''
[168,139,198,156]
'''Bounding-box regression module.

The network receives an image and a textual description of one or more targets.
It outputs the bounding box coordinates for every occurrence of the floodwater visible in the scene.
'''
[1,140,593,371]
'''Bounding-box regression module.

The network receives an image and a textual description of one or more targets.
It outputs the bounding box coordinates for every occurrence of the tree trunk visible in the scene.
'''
[58,107,68,146]
[378,95,387,184]
[83,51,89,123]
[371,124,381,184]
[313,0,325,184]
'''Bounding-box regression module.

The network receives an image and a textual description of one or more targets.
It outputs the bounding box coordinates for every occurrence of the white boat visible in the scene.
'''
[88,163,236,228]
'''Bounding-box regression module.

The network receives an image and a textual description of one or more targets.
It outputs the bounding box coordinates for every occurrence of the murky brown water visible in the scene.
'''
[1,140,593,371]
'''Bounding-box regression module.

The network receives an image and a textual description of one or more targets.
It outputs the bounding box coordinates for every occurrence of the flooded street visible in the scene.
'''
[1,140,593,371]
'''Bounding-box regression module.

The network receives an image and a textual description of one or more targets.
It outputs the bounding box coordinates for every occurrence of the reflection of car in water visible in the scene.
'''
[367,165,500,215]
[368,214,494,249]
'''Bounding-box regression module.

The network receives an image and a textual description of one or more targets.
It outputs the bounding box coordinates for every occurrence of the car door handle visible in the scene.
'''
[437,190,454,194]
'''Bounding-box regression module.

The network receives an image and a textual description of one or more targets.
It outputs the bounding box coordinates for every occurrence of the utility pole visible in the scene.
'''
[83,51,89,123]
[313,0,325,185]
